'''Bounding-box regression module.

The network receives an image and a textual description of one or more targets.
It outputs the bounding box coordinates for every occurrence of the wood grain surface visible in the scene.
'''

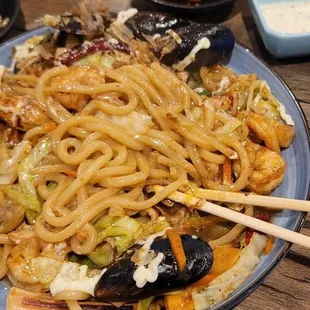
[2,1,310,309]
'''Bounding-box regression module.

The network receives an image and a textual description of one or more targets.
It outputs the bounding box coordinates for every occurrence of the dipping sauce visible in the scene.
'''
[261,1,310,34]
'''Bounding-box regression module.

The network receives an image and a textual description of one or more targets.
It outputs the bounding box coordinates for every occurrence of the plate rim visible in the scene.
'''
[0,26,309,310]
[146,0,233,10]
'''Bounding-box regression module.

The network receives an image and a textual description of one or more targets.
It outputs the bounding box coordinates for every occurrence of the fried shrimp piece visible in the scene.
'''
[234,141,286,195]
[246,112,295,153]
[50,66,104,111]
[7,237,69,290]
[0,191,24,234]
[0,91,50,131]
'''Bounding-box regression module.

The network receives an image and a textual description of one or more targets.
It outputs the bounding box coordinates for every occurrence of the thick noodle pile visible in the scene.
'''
[0,58,295,309]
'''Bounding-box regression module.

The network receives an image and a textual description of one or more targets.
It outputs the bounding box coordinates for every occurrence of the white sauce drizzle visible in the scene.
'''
[133,225,170,288]
[173,37,211,72]
[277,103,295,126]
[116,8,138,24]
[261,2,310,34]
[213,76,229,95]
[133,253,164,288]
[253,81,294,126]
[166,29,182,44]
[50,262,106,297]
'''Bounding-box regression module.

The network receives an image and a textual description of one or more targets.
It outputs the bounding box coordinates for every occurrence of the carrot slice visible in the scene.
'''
[166,229,187,272]
[264,236,275,254]
[44,122,57,133]
[165,290,194,310]
[190,273,219,288]
[222,156,232,185]
[63,168,77,178]
[210,244,240,275]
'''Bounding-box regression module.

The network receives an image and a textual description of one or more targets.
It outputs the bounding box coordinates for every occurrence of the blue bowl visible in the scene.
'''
[0,27,309,310]
[248,0,310,58]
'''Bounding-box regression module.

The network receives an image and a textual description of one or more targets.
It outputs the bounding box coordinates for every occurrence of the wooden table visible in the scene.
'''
[2,1,310,309]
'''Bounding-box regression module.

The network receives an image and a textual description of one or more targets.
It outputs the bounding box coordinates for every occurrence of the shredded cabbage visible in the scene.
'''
[14,137,51,222]
[75,53,115,68]
[138,297,155,310]
[0,141,31,185]
[192,233,267,310]
[89,216,169,267]
[97,111,154,134]
[18,137,51,196]
[88,243,114,268]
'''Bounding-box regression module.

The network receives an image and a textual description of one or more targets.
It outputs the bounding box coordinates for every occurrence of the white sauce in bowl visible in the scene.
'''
[261,1,310,34]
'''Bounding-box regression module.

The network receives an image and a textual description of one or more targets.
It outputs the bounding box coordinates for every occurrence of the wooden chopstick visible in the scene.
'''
[149,185,310,212]
[149,186,310,249]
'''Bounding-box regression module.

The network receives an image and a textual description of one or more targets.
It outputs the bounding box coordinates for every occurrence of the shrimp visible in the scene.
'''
[0,190,24,234]
[0,91,50,131]
[50,66,104,111]
[7,237,69,289]
[53,92,90,111]
[233,141,286,195]
[246,112,295,153]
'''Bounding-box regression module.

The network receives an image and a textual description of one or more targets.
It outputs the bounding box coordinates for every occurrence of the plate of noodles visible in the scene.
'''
[0,2,309,310]
[147,0,233,10]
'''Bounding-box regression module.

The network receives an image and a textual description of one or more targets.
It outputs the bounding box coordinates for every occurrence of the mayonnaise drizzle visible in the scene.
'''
[116,8,138,24]
[277,103,294,126]
[173,37,211,71]
[166,29,182,44]
[133,226,170,288]
[50,262,106,297]
[133,252,164,288]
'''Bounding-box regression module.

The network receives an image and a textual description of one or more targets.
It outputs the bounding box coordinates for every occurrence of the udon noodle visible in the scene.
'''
[0,10,296,310]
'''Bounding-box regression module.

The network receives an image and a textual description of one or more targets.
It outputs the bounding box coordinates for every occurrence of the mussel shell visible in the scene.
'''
[161,23,235,71]
[94,235,213,302]
[125,13,190,40]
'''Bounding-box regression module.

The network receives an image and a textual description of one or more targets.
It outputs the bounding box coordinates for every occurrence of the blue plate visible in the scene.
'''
[0,28,309,310]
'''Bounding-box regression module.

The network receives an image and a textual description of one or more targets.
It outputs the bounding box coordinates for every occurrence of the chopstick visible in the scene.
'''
[149,185,310,212]
[148,186,310,249]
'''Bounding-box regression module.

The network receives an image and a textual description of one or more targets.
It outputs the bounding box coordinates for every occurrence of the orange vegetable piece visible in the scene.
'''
[191,273,219,288]
[264,236,274,254]
[63,168,77,178]
[165,290,194,310]
[222,156,233,185]
[44,122,57,133]
[166,229,187,272]
[210,244,240,275]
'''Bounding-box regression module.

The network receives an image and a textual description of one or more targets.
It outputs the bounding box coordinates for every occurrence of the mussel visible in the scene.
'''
[94,234,213,302]
[125,13,235,71]
[125,12,190,39]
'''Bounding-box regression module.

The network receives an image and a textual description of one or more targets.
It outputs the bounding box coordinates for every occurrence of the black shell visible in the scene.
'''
[125,13,235,71]
[161,23,235,71]
[94,235,213,302]
[125,13,190,40]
